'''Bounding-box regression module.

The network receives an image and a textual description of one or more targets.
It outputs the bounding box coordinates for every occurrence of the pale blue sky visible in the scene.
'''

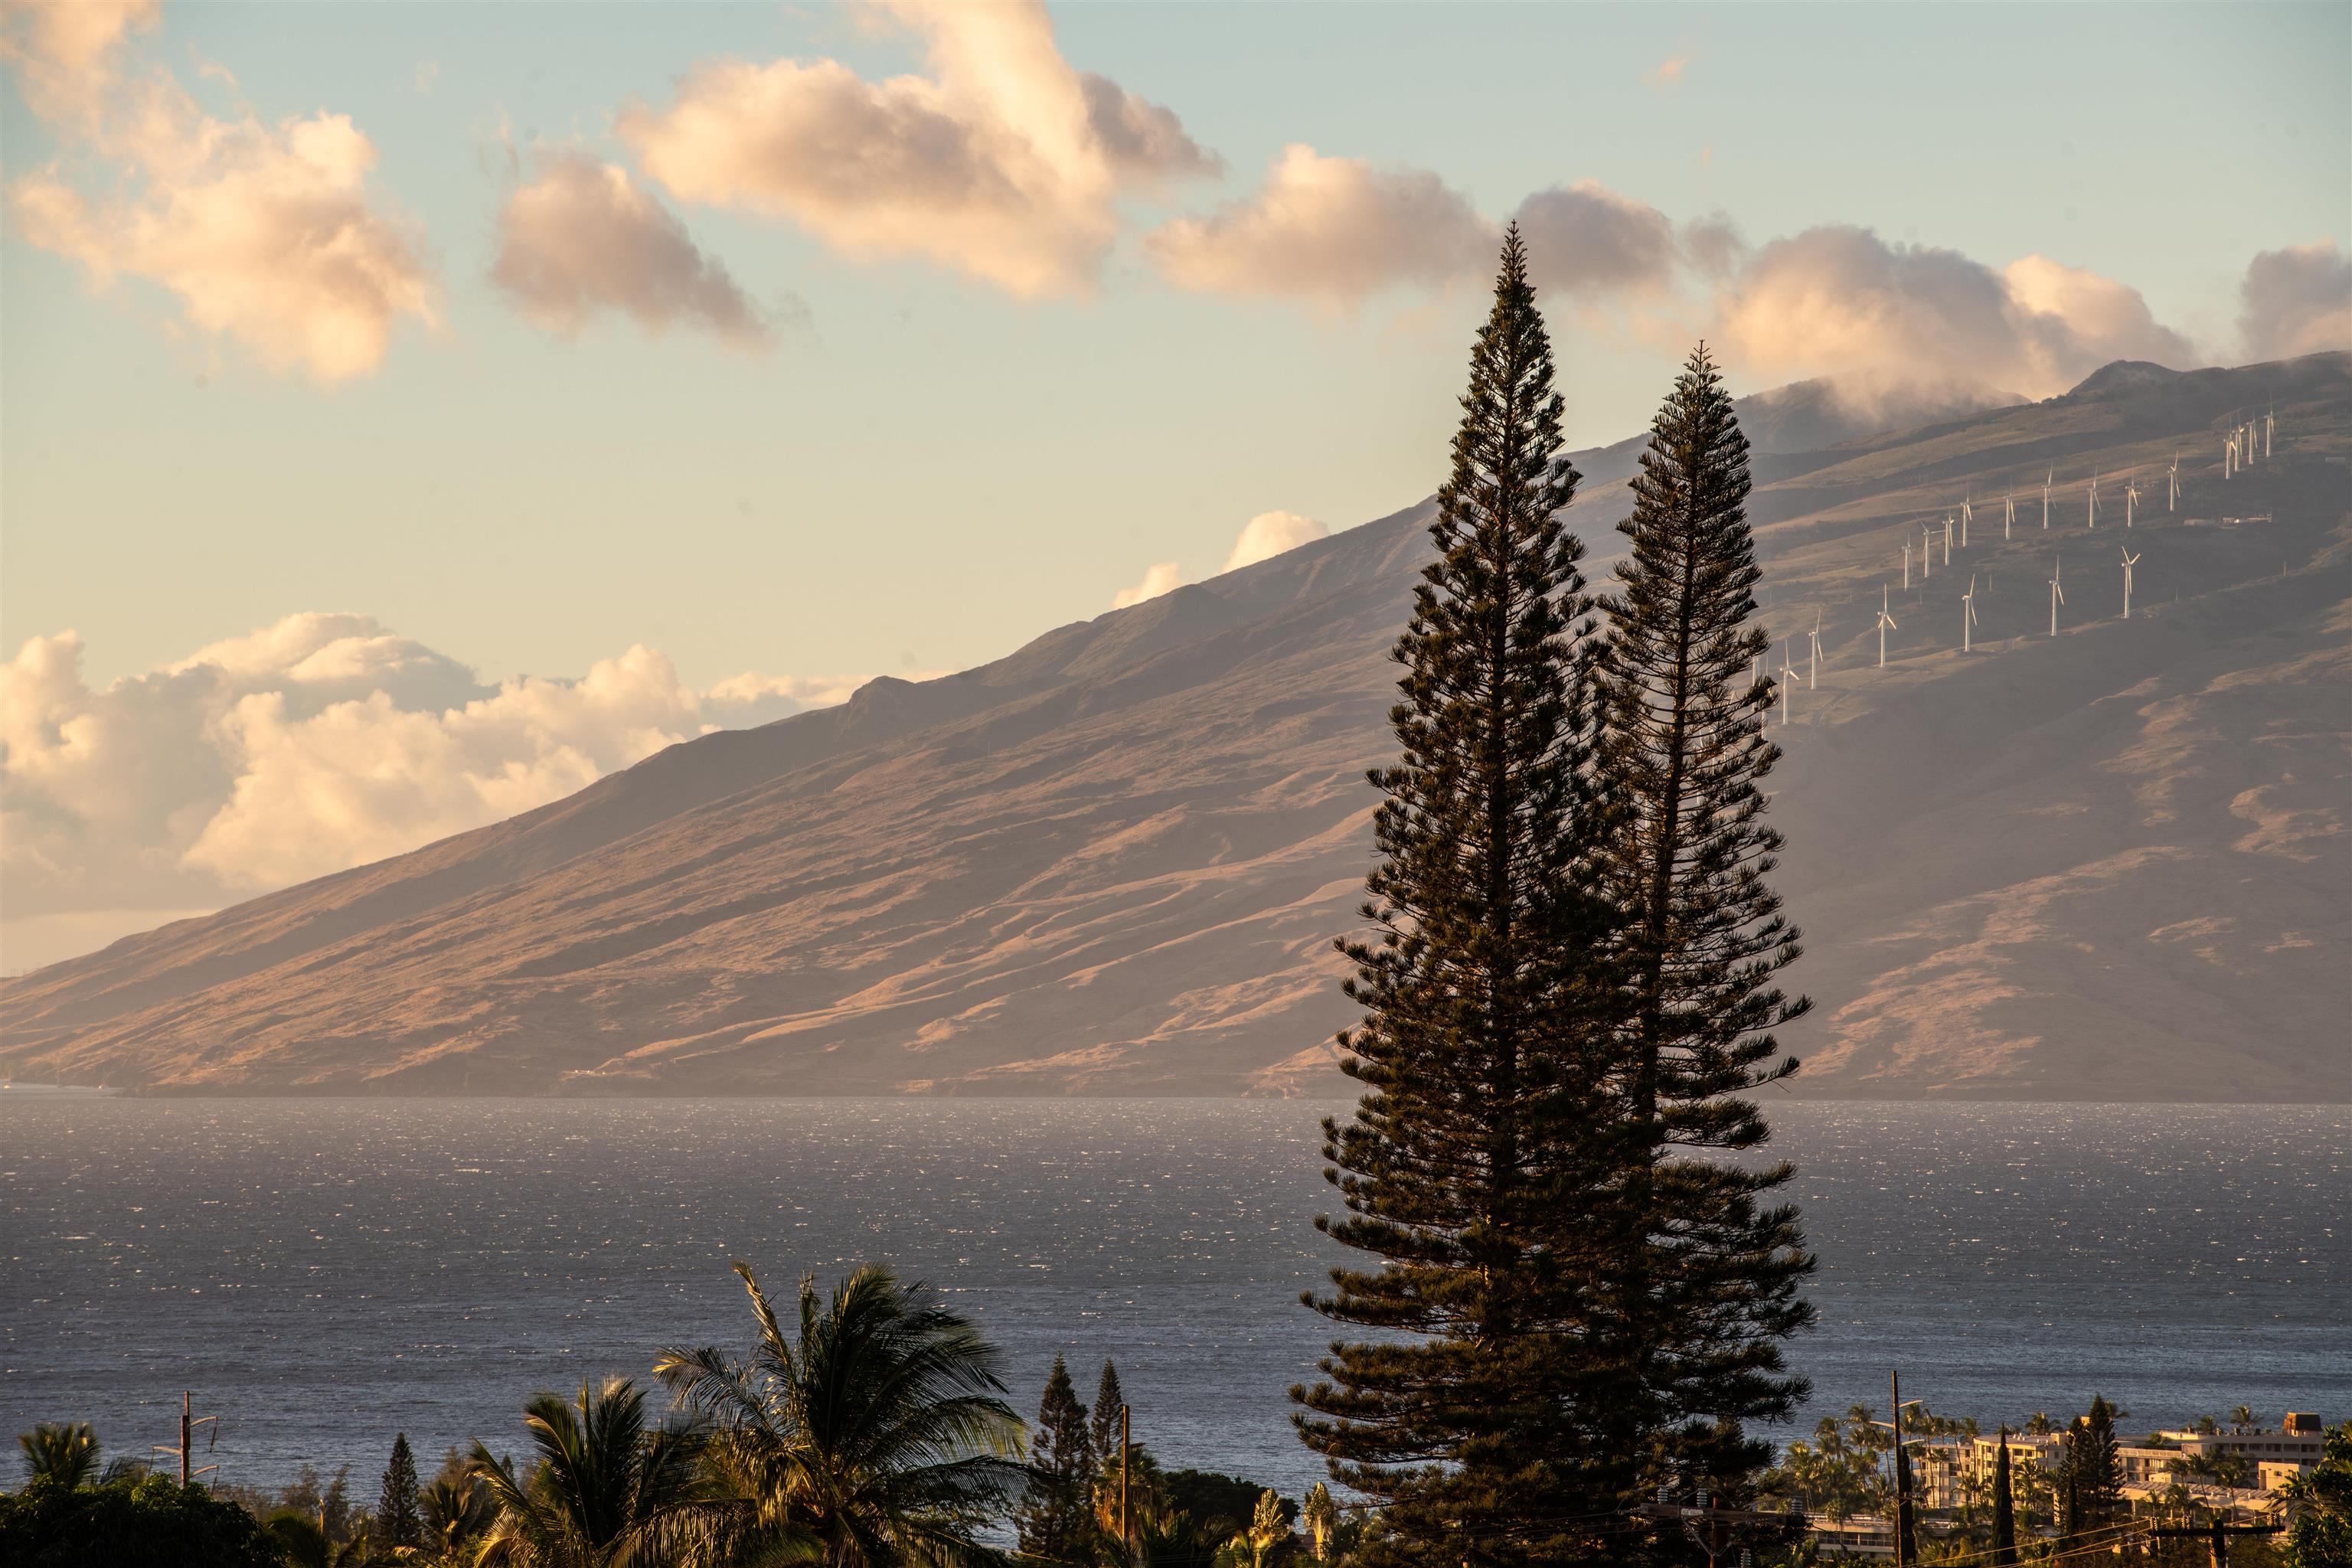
[5,0,2347,694]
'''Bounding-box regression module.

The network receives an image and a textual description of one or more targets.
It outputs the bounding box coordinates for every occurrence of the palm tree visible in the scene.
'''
[421,1472,496,1560]
[469,1377,711,1568]
[18,1422,101,1488]
[263,1513,374,1568]
[656,1261,1027,1568]
[2231,1405,2259,1433]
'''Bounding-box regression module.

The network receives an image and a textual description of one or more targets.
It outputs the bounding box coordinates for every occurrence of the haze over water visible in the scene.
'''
[3,1097,2341,1494]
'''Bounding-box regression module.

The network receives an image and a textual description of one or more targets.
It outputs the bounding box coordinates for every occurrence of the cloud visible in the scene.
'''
[1148,144,1494,305]
[1112,562,1181,609]
[1644,51,1691,92]
[1221,510,1328,573]
[492,149,775,349]
[1,616,883,969]
[1708,226,2196,403]
[2236,240,2351,361]
[1511,181,1681,301]
[3,0,436,382]
[618,0,1212,298]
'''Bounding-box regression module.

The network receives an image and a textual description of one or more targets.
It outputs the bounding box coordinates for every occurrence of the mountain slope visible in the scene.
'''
[5,355,2344,1099]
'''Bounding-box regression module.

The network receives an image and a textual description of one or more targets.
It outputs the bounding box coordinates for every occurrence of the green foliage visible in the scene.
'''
[262,1510,374,1568]
[655,1260,1026,1568]
[419,1470,495,1561]
[1091,1361,1127,1487]
[1991,1427,2017,1566]
[1302,1483,1338,1563]
[0,1472,283,1568]
[376,1432,421,1550]
[1301,223,1632,1568]
[1018,1354,1099,1567]
[468,1377,710,1568]
[17,1424,101,1490]
[1765,1406,1892,1524]
[2285,1421,2352,1568]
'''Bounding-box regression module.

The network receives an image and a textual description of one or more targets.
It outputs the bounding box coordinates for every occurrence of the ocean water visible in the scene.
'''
[1,1097,2342,1496]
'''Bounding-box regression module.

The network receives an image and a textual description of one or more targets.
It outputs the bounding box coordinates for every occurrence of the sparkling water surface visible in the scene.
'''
[2,1097,2342,1494]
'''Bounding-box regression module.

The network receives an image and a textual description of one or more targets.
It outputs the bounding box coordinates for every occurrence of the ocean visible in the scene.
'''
[2,1096,2342,1496]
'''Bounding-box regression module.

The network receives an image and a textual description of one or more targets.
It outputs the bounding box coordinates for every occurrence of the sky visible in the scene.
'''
[3,0,2348,970]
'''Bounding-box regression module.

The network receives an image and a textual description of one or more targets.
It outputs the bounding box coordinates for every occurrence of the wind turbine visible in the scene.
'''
[2121,547,2139,618]
[1943,514,1955,564]
[2168,456,2178,512]
[1921,521,1935,580]
[2226,433,2237,477]
[2125,479,2138,528]
[1877,586,1898,668]
[2087,472,2099,528]
[2265,408,2274,457]
[1779,643,1797,725]
[1808,609,1824,688]
[2042,469,2052,529]
[1962,493,1974,547]
[1903,540,1913,590]
[2048,558,2065,637]
[2004,489,2015,539]
[1962,574,1981,652]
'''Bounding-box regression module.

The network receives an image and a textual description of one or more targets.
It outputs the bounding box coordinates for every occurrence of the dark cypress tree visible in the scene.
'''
[1892,1436,1919,1563]
[2077,1396,2122,1527]
[1593,341,1814,1501]
[1089,1361,1125,1481]
[1991,1427,2017,1566]
[375,1432,420,1550]
[1018,1355,1098,1566]
[1295,224,1630,1568]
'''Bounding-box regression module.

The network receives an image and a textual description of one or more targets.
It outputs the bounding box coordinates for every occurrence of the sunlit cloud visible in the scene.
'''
[492,149,777,350]
[2237,240,2351,361]
[619,0,1214,299]
[1,616,884,968]
[1644,51,1692,92]
[1147,144,1493,306]
[2,0,437,383]
[1708,226,2195,404]
[1112,561,1182,609]
[1221,510,1327,573]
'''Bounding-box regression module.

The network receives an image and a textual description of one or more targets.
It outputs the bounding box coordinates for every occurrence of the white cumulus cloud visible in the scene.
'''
[3,0,437,383]
[492,149,776,349]
[2237,240,2351,361]
[1147,144,1494,306]
[1221,510,1328,573]
[618,0,1213,299]
[1112,561,1182,609]
[1,616,882,971]
[1709,225,2196,403]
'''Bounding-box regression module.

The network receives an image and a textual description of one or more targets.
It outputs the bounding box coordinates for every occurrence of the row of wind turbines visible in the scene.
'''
[1750,407,2282,720]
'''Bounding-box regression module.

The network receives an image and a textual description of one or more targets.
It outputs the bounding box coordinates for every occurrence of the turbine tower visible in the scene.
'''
[2125,479,2138,528]
[2168,456,2178,512]
[1903,540,1913,590]
[2088,472,2099,528]
[1808,609,1824,688]
[2005,489,2015,539]
[2121,547,2140,619]
[1779,643,1797,725]
[1877,586,1898,668]
[1962,493,1974,547]
[2265,407,2274,457]
[1922,521,1935,580]
[1962,574,1981,652]
[2043,469,2052,529]
[2048,558,2066,637]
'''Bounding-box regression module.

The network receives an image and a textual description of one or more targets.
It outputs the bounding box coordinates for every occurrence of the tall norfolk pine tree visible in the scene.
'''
[1596,344,1815,1502]
[1016,1354,1097,1567]
[1295,226,1634,1568]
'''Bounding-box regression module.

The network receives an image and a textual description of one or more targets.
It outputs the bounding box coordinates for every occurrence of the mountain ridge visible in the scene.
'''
[5,355,2344,1099]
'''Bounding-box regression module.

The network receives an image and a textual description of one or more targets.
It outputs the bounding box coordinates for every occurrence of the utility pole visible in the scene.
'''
[1119,1404,1131,1560]
[1635,1491,1795,1568]
[2150,1521,2282,1567]
[1890,1371,1909,1568]
[152,1390,217,1487]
